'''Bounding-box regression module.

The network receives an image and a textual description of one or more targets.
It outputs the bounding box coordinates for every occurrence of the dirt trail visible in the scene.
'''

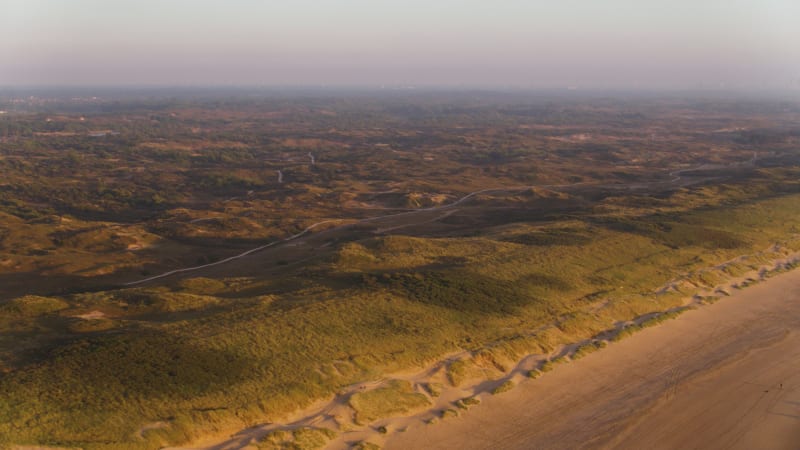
[125,161,716,286]
[124,220,340,286]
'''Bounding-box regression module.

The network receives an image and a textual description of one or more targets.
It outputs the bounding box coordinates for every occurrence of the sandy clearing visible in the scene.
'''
[73,310,106,320]
[383,269,800,450]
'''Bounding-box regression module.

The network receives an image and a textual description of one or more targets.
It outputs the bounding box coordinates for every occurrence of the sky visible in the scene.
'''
[1,0,799,89]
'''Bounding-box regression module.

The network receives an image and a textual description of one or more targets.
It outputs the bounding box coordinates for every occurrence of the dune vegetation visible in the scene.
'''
[2,187,800,448]
[1,92,800,448]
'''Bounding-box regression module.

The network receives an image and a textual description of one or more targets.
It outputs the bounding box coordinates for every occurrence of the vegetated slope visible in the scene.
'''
[2,180,800,448]
[2,92,800,447]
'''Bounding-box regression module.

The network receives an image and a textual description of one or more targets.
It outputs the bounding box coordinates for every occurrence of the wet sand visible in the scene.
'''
[384,269,800,450]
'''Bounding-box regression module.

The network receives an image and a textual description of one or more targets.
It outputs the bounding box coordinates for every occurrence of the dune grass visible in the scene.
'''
[1,190,800,447]
[352,441,381,450]
[572,340,607,360]
[611,309,689,342]
[348,380,431,424]
[256,427,336,450]
[455,396,481,410]
[491,380,515,395]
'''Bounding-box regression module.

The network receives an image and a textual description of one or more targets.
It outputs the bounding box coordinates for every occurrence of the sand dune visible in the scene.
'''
[179,258,800,450]
[384,269,800,450]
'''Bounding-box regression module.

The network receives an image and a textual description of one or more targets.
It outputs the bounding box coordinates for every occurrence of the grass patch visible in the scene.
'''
[3,189,800,447]
[527,369,543,379]
[177,277,227,294]
[441,408,459,419]
[372,270,541,314]
[491,380,515,395]
[423,382,443,397]
[256,427,336,450]
[0,295,68,317]
[572,340,606,360]
[499,228,592,247]
[455,396,481,410]
[612,309,687,342]
[698,295,721,304]
[447,359,470,387]
[348,380,431,424]
[293,428,337,449]
[66,318,118,333]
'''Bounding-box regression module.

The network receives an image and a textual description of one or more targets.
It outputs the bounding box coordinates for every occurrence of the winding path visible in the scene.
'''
[124,220,339,286]
[125,159,739,286]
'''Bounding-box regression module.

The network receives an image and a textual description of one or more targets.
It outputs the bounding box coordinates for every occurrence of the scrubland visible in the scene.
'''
[1,91,799,448]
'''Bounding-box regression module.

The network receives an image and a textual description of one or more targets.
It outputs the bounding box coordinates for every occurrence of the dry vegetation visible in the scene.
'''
[1,90,800,448]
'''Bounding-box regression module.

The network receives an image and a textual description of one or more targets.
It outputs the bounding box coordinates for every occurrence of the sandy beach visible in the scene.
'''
[382,269,800,450]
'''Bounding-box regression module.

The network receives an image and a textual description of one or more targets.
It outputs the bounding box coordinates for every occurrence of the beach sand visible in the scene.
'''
[384,269,800,450]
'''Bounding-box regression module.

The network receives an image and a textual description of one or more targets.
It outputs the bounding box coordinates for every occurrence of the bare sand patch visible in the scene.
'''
[73,310,106,320]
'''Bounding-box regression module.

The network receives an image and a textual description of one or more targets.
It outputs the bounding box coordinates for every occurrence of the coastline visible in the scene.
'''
[382,265,800,450]
[173,246,800,450]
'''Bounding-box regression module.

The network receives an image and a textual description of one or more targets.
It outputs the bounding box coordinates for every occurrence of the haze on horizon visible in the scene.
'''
[2,0,799,90]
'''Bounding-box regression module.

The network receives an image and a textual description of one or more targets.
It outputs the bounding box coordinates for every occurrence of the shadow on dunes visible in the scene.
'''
[363,270,565,315]
[0,331,251,444]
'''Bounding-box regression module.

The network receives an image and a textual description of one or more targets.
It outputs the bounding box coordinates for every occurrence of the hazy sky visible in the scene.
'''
[2,0,799,88]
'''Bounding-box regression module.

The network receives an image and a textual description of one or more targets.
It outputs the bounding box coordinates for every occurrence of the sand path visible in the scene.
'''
[125,160,725,287]
[384,269,800,450]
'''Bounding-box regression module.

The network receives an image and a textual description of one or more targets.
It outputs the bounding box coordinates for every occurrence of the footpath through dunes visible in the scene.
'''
[383,269,800,450]
[121,159,722,287]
